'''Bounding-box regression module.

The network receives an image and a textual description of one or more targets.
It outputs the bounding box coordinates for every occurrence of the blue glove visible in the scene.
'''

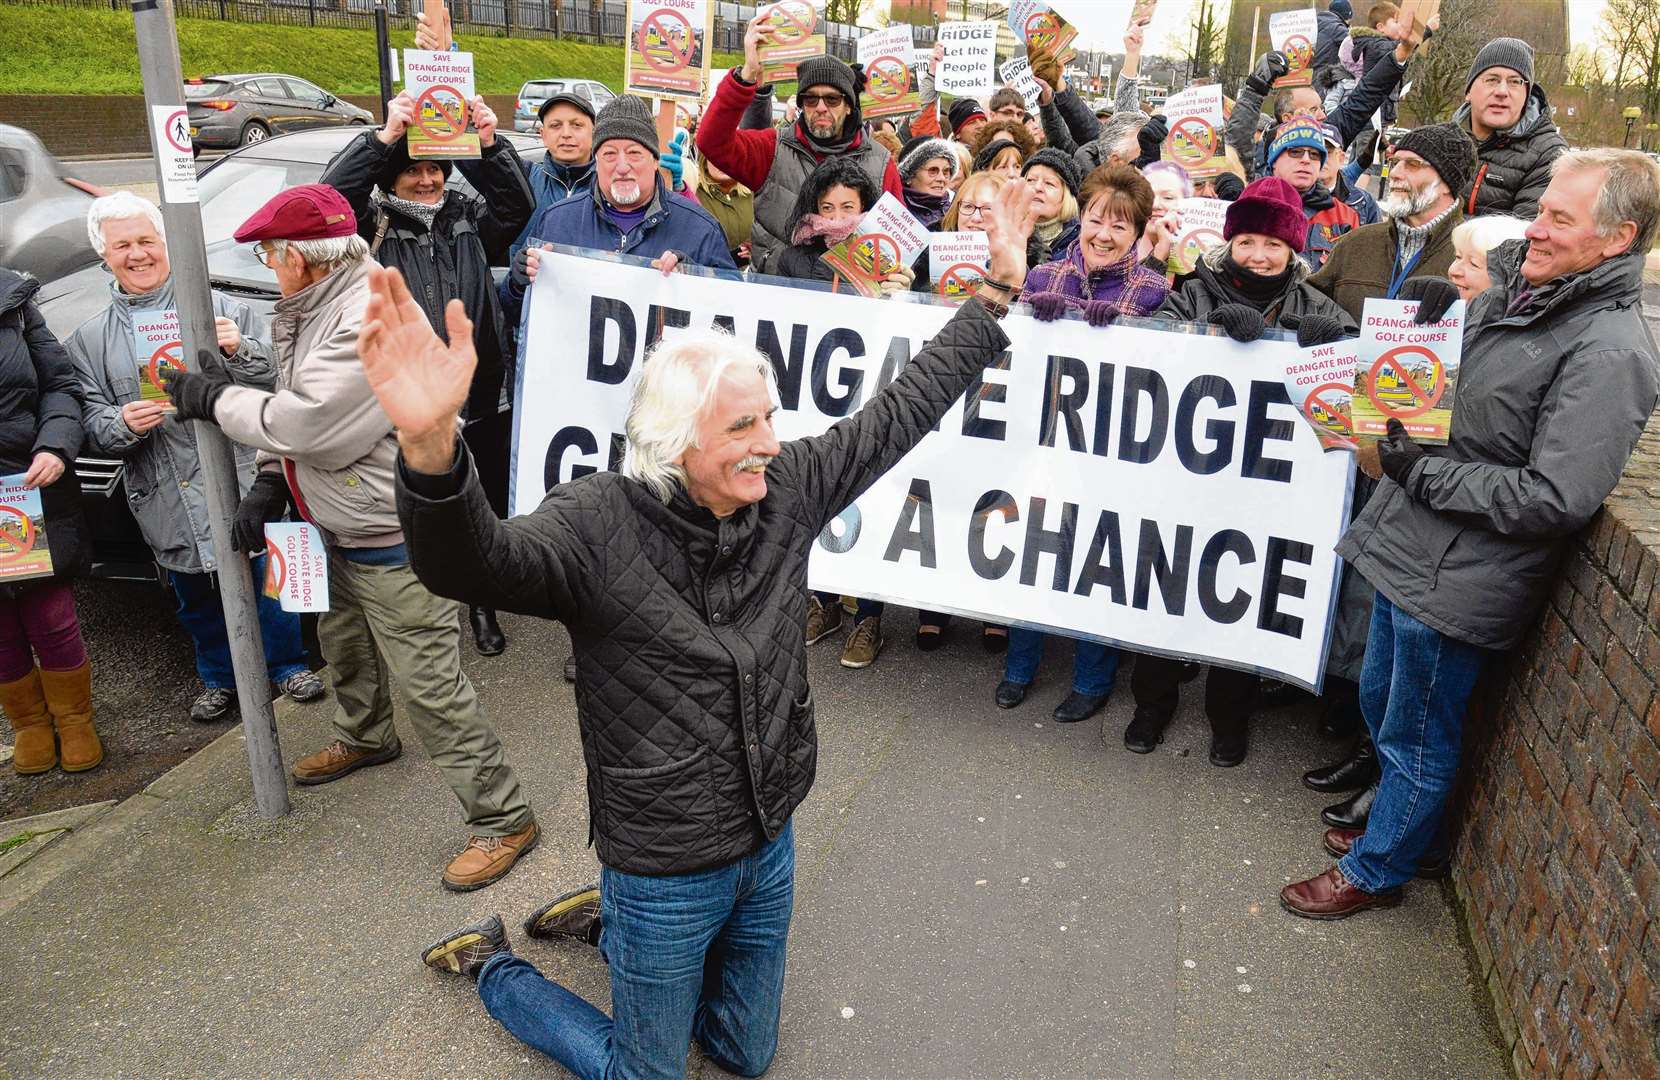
[661,130,687,191]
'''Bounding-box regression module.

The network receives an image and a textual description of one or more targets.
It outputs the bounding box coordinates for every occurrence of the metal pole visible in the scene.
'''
[131,0,290,819]
[375,0,394,120]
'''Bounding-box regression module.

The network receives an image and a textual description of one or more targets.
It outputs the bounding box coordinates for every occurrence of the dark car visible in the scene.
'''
[184,73,375,150]
[0,124,103,285]
[34,127,539,580]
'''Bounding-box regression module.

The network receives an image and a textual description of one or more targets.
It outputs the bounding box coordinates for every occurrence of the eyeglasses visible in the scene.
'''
[1281,146,1323,162]
[250,241,277,267]
[958,203,994,219]
[1477,74,1527,93]
[1390,154,1431,172]
[799,92,845,109]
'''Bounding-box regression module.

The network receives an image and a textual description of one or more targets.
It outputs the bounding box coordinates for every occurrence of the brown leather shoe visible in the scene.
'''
[1280,866,1402,920]
[443,821,540,892]
[292,739,402,785]
[1322,827,1450,879]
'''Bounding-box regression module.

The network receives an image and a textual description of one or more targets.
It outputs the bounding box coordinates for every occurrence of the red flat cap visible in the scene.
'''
[233,183,357,243]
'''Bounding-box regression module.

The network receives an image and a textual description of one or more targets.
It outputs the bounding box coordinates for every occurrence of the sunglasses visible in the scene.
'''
[799,92,845,109]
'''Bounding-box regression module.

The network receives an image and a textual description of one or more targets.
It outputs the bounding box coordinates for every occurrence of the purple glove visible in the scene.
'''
[1027,291,1071,322]
[1083,299,1120,328]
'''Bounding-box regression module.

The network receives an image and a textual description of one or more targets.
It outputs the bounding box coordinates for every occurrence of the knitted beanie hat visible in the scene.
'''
[1022,147,1081,197]
[948,97,988,137]
[1391,122,1479,199]
[1328,0,1353,19]
[794,55,858,103]
[898,137,958,182]
[1266,116,1328,171]
[972,137,1024,174]
[1465,37,1534,91]
[379,138,452,191]
[1225,176,1308,253]
[592,95,660,158]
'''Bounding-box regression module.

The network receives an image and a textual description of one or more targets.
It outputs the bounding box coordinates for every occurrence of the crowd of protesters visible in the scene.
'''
[3,1,1658,1075]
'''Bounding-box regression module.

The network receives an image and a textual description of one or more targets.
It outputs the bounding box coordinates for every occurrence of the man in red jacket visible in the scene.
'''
[696,14,902,275]
[1265,115,1361,269]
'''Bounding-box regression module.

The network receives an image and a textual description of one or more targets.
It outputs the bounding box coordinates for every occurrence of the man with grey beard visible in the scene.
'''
[1308,123,1479,323]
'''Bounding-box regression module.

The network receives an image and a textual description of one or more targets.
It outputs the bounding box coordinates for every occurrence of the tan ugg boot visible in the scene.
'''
[41,662,100,773]
[0,668,55,774]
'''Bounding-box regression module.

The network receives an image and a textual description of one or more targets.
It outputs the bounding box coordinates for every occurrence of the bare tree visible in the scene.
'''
[1166,0,1231,84]
[1399,0,1497,125]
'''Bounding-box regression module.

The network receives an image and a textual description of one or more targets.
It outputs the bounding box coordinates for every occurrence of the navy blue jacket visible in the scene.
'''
[511,153,597,261]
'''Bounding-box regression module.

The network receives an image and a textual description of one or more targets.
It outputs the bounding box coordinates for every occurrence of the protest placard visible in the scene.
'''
[757,0,826,84]
[404,48,480,159]
[936,21,999,97]
[1284,341,1360,451]
[1162,84,1228,178]
[149,106,197,204]
[1164,197,1228,277]
[0,477,55,583]
[1350,297,1465,444]
[262,523,330,613]
[998,56,1044,111]
[858,25,920,119]
[131,308,183,406]
[1269,8,1318,88]
[928,231,990,305]
[1396,0,1439,44]
[518,251,1354,690]
[820,193,930,298]
[1006,0,1076,60]
[625,0,711,99]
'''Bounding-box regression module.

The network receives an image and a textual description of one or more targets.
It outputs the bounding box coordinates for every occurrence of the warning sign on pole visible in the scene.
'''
[0,478,55,582]
[1161,84,1228,178]
[404,48,481,159]
[928,231,990,305]
[757,0,827,85]
[1350,296,1465,444]
[857,25,920,119]
[1268,8,1318,88]
[625,0,711,99]
[149,105,198,204]
[820,192,929,298]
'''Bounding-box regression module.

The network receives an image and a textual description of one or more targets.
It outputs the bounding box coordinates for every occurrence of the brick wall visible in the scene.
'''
[1454,411,1660,1078]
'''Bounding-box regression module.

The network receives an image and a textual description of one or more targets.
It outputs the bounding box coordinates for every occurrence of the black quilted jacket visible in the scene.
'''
[397,299,1010,875]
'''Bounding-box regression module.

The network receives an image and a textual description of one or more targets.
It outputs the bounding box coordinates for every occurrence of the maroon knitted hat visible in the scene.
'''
[1224,176,1307,253]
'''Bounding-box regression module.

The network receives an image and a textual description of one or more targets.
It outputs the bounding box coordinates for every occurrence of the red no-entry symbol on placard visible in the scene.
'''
[850,232,900,279]
[1174,227,1222,272]
[1170,115,1218,163]
[161,108,191,153]
[867,55,910,102]
[0,504,36,564]
[1302,382,1355,437]
[1367,345,1444,419]
[638,8,695,74]
[415,85,469,142]
[1283,34,1313,69]
[1024,10,1062,47]
[936,262,983,300]
[264,538,287,597]
[765,0,816,44]
[147,340,186,388]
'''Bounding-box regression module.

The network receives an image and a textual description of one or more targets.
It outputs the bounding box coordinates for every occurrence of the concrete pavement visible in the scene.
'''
[0,608,1507,1079]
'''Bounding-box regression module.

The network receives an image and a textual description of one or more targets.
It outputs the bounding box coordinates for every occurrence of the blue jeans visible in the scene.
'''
[1003,628,1120,696]
[1339,594,1487,893]
[478,822,795,1080]
[812,591,882,621]
[170,555,309,688]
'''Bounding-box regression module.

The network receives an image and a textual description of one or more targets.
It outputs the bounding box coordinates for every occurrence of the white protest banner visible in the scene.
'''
[1162,84,1227,178]
[262,523,330,613]
[149,106,198,204]
[1351,297,1465,445]
[928,231,990,304]
[1164,197,1228,276]
[936,21,999,97]
[626,0,711,99]
[0,476,54,583]
[757,0,827,84]
[515,250,1355,690]
[404,48,480,158]
[131,308,184,405]
[1268,8,1318,88]
[819,192,930,298]
[1284,341,1360,452]
[999,56,1044,111]
[858,25,920,119]
[1006,0,1076,59]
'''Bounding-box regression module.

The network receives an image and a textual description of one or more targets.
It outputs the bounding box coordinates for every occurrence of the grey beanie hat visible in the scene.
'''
[898,137,958,181]
[592,95,660,158]
[794,54,858,103]
[1391,122,1478,199]
[1466,38,1534,91]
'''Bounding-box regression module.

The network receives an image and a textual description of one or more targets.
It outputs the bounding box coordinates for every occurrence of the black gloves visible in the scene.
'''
[1249,51,1290,92]
[1083,300,1120,328]
[1028,292,1070,322]
[1282,313,1350,348]
[1398,276,1461,324]
[1207,303,1266,343]
[511,243,538,288]
[160,366,233,423]
[1376,418,1426,489]
[1134,115,1168,167]
[1213,172,1245,202]
[232,472,292,554]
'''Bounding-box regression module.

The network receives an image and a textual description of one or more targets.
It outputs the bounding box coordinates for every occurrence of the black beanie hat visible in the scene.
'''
[592,95,661,158]
[794,55,859,104]
[948,97,988,136]
[379,138,452,192]
[972,137,1024,174]
[1022,147,1081,197]
[1465,38,1534,92]
[1391,122,1478,199]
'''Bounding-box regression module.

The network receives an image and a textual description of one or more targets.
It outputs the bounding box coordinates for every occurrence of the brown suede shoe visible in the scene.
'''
[1322,827,1451,879]
[805,595,843,645]
[443,821,540,892]
[1280,866,1402,920]
[292,739,402,786]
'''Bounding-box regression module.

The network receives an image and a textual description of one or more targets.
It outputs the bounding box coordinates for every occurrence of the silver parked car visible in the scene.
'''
[0,124,101,285]
[184,73,375,150]
[512,78,616,132]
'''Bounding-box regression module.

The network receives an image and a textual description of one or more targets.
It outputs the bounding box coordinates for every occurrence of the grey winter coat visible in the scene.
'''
[67,278,276,574]
[1452,85,1568,220]
[1336,240,1660,650]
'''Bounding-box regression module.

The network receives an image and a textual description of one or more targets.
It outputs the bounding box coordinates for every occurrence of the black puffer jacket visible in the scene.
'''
[1156,244,1356,331]
[0,269,89,579]
[1452,84,1568,220]
[321,132,533,420]
[397,300,1010,875]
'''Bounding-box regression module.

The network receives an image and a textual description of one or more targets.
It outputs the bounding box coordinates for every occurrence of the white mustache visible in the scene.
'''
[734,455,773,473]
